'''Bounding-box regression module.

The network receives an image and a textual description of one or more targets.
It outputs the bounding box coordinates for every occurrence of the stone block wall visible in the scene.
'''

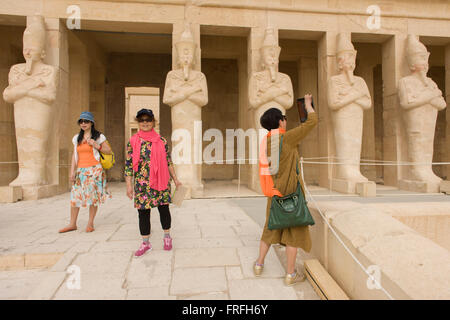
[201,58,239,181]
[0,26,25,186]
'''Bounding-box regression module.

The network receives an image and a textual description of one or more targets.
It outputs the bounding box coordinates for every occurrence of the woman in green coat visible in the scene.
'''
[255,94,317,286]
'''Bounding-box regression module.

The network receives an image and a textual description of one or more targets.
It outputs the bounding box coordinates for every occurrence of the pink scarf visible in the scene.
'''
[130,129,170,191]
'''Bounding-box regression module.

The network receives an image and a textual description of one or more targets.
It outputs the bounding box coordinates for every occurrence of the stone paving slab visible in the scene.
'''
[127,286,176,300]
[126,251,173,289]
[90,240,138,252]
[228,278,298,300]
[183,292,229,300]
[0,269,48,299]
[171,226,202,239]
[174,248,240,268]
[71,251,132,275]
[54,272,127,300]
[174,237,244,249]
[170,267,228,296]
[225,266,244,281]
[27,271,67,300]
[200,225,238,238]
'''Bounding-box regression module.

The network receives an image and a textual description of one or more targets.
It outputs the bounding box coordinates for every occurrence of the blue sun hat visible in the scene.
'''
[78,111,95,123]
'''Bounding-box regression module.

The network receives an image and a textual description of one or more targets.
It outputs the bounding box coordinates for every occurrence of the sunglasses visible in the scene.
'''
[137,117,154,123]
[282,115,287,121]
[78,119,92,124]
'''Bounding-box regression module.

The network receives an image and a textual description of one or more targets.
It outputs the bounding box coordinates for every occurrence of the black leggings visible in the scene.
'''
[138,205,171,236]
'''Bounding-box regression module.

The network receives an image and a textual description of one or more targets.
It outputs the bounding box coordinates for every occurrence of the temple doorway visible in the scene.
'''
[198,28,260,198]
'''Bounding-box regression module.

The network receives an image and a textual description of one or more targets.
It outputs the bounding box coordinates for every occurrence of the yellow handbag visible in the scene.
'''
[99,141,115,170]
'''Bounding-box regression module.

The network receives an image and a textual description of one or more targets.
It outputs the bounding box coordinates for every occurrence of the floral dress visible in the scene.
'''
[124,137,173,209]
[70,139,111,208]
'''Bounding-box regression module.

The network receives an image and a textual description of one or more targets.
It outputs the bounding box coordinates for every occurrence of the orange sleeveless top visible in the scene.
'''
[77,142,100,168]
[259,128,285,198]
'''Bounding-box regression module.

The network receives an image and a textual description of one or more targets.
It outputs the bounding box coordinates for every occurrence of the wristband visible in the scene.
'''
[98,144,102,151]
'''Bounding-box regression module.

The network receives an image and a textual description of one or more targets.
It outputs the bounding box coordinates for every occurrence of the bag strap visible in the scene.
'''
[273,134,284,185]
[99,140,112,160]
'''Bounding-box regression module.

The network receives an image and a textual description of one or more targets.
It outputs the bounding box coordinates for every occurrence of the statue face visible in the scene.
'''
[337,51,356,72]
[262,47,280,68]
[23,38,44,62]
[410,52,430,73]
[178,46,194,68]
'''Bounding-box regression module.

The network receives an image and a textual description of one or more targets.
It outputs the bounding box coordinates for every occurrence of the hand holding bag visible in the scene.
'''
[267,135,314,230]
[99,141,115,170]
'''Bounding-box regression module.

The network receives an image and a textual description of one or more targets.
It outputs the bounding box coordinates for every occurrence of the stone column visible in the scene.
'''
[442,44,450,194]
[238,55,250,185]
[246,26,266,193]
[381,34,408,187]
[69,43,90,143]
[298,57,319,185]
[317,31,337,189]
[44,18,69,197]
[89,65,106,132]
[358,64,376,182]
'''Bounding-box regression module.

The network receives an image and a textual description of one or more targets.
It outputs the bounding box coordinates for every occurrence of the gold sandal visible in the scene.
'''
[253,261,264,277]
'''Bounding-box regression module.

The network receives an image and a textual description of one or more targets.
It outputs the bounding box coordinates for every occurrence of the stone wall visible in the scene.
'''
[280,39,319,185]
[0,26,24,186]
[354,42,382,183]
[201,58,239,181]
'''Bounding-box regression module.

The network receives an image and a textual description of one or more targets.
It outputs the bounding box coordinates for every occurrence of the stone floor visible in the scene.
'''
[0,182,320,300]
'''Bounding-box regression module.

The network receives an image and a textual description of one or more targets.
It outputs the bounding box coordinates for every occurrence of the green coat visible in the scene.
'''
[260,112,318,251]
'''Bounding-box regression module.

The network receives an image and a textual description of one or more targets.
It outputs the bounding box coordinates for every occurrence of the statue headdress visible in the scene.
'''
[23,15,46,50]
[406,34,429,67]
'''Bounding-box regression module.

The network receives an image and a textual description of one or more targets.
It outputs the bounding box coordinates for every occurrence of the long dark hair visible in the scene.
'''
[77,122,101,145]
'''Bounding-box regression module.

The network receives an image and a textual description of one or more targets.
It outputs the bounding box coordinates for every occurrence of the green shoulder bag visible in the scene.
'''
[267,135,315,230]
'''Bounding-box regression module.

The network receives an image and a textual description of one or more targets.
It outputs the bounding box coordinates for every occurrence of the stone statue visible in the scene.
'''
[398,35,447,191]
[163,23,208,198]
[249,28,293,128]
[327,33,372,191]
[3,15,58,187]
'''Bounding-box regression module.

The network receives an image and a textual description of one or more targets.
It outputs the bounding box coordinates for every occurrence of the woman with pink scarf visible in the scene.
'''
[125,108,181,257]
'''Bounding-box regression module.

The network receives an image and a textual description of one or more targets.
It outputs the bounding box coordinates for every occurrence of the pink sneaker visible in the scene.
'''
[163,236,173,251]
[134,241,152,257]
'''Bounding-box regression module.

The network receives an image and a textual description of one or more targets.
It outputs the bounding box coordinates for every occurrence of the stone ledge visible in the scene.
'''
[355,181,376,197]
[0,186,22,203]
[329,179,377,197]
[329,178,356,194]
[309,204,450,299]
[398,179,440,193]
[440,180,450,195]
[22,184,58,201]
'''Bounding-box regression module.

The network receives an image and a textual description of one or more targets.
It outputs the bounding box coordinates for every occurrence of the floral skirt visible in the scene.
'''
[70,164,110,207]
[133,179,172,209]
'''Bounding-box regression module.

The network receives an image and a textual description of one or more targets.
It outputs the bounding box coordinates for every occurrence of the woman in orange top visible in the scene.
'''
[59,111,112,233]
[255,94,317,286]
